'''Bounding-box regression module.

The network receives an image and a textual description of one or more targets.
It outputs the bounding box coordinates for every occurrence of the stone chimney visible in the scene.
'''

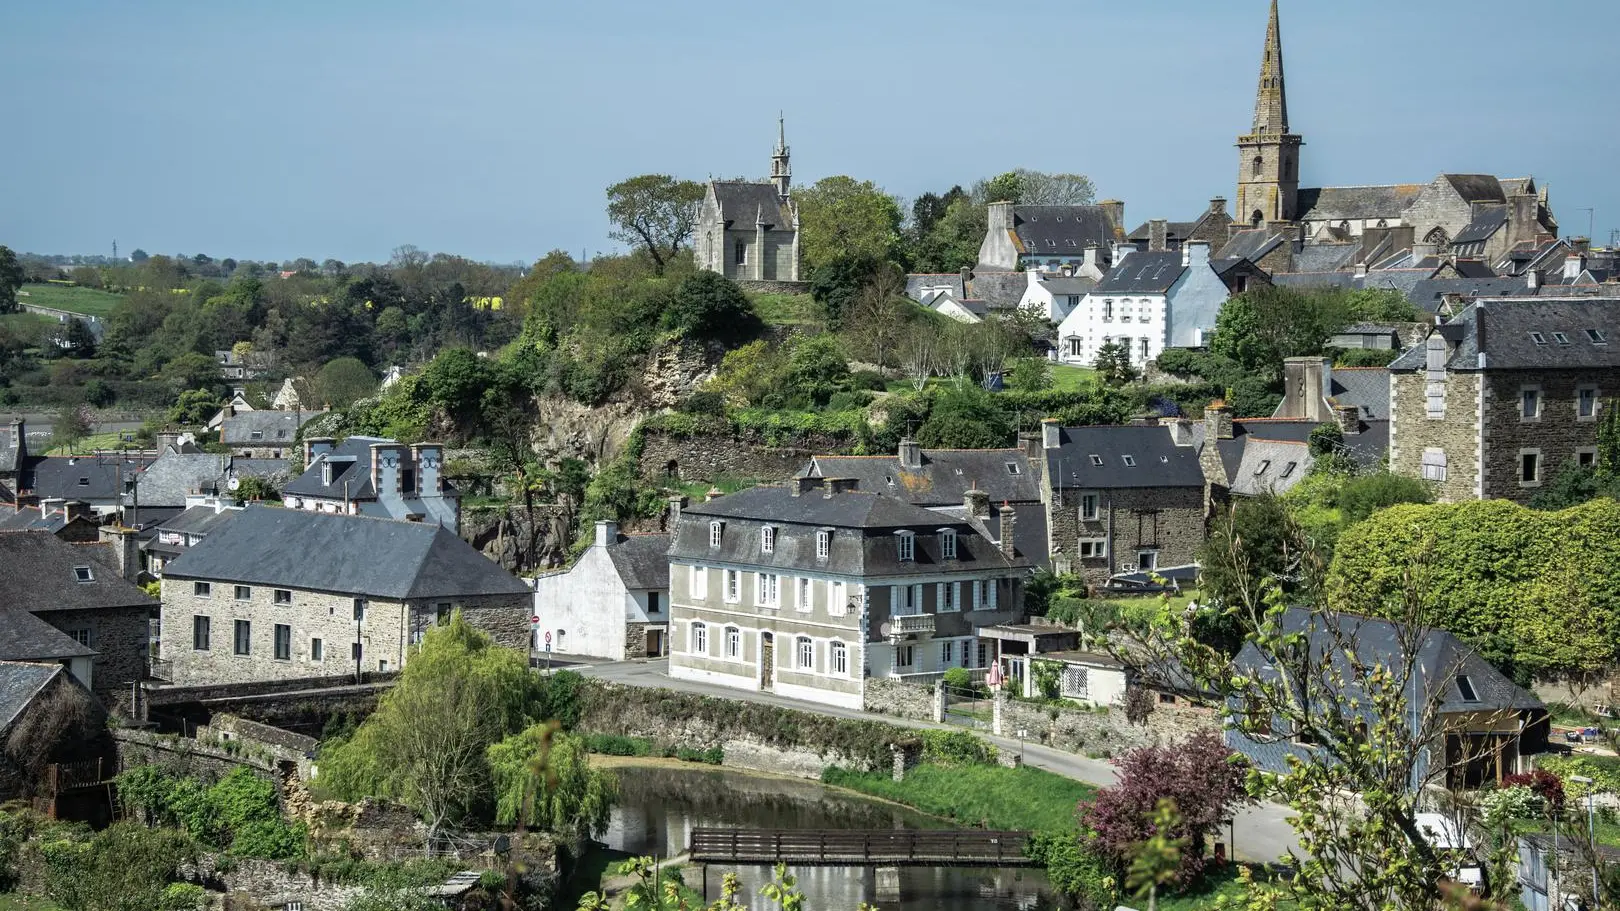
[1161,416,1194,447]
[4,419,23,462]
[824,478,859,497]
[155,430,181,454]
[1527,268,1544,290]
[1082,244,1101,273]
[304,437,335,467]
[1204,401,1234,441]
[1041,419,1061,451]
[1209,196,1228,217]
[370,442,408,496]
[1334,404,1361,434]
[791,477,823,497]
[1507,192,1539,248]
[1112,242,1136,265]
[897,439,922,470]
[1098,200,1125,235]
[1183,240,1210,268]
[964,486,991,520]
[1148,219,1169,253]
[1573,236,1592,255]
[97,524,141,582]
[63,500,90,522]
[1353,261,1369,279]
[412,443,444,496]
[998,504,1017,559]
[667,495,686,528]
[594,520,618,548]
[1281,357,1332,422]
[1564,251,1588,282]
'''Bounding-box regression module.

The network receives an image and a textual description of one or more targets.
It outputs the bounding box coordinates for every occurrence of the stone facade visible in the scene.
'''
[1480,369,1616,503]
[861,676,939,720]
[158,578,528,686]
[1047,485,1206,584]
[693,121,801,282]
[639,428,854,486]
[994,691,1216,757]
[35,604,154,707]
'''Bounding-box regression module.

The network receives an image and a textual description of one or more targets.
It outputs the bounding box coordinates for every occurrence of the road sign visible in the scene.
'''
[544,631,552,644]
[531,615,540,624]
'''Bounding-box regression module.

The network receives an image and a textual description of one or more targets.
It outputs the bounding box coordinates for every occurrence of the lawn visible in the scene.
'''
[0,311,56,335]
[43,431,140,455]
[16,283,125,318]
[0,895,63,911]
[1048,363,1097,393]
[822,762,1096,832]
[750,292,820,327]
[672,474,758,501]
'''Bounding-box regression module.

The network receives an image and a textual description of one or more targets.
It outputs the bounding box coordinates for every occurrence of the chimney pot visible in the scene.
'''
[998,504,1017,559]
[667,495,686,527]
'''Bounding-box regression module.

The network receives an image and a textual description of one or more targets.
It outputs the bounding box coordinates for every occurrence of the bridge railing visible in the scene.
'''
[689,828,1032,866]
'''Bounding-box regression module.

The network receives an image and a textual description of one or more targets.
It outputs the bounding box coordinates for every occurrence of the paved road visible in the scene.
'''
[573,657,1301,863]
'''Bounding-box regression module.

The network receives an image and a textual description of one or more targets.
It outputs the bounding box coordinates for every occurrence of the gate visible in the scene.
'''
[942,683,990,729]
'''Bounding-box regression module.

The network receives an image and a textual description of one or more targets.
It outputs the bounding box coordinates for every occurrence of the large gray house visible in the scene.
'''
[284,436,459,533]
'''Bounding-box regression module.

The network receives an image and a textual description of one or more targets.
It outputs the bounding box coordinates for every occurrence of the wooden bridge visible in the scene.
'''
[688,828,1034,867]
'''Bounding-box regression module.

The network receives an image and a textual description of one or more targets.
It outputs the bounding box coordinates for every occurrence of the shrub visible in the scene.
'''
[942,667,972,690]
[920,730,996,766]
[848,369,887,391]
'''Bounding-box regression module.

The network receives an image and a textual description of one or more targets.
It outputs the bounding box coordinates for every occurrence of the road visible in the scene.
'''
[569,656,1301,863]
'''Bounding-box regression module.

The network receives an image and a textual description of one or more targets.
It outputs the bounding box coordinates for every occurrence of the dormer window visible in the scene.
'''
[896,531,916,562]
[816,529,830,560]
[940,529,958,560]
[77,477,89,487]
[760,526,775,554]
[709,521,723,548]
[73,565,94,583]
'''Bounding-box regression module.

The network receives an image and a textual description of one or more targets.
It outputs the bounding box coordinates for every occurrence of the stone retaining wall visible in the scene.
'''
[639,429,852,485]
[113,728,277,783]
[862,677,939,721]
[737,280,811,295]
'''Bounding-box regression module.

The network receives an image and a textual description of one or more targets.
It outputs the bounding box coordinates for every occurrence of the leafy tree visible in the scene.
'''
[795,175,903,273]
[707,340,786,407]
[160,351,224,398]
[167,389,219,426]
[917,383,1014,449]
[313,357,378,409]
[807,254,885,330]
[1209,286,1350,384]
[605,174,705,275]
[1198,495,1301,635]
[1336,471,1433,526]
[907,194,985,273]
[418,347,493,428]
[1531,462,1620,510]
[488,728,617,845]
[662,271,764,346]
[129,248,150,262]
[82,378,114,407]
[1344,287,1421,322]
[1092,340,1137,387]
[0,245,25,313]
[782,335,852,408]
[50,403,93,452]
[1003,169,1097,206]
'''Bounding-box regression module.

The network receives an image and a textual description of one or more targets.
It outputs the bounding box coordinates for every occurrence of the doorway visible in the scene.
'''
[760,632,775,691]
[647,629,664,658]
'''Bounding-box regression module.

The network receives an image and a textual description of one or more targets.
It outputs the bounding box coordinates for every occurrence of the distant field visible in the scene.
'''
[0,311,56,335]
[750,292,820,327]
[16,283,125,317]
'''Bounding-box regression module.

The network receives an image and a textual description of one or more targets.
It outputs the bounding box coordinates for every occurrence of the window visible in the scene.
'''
[77,477,88,487]
[734,240,747,265]
[831,641,848,675]
[1252,155,1263,177]
[709,521,723,548]
[378,659,388,672]
[829,581,848,616]
[1140,338,1150,361]
[1089,454,1103,466]
[690,565,708,599]
[73,565,93,583]
[1553,332,1571,346]
[1578,448,1598,468]
[67,628,90,647]
[986,578,999,611]
[353,599,366,622]
[646,592,661,615]
[437,602,452,624]
[274,589,292,605]
[1530,332,1547,345]
[691,622,709,655]
[1137,550,1158,572]
[1160,692,1178,705]
[1578,387,1599,419]
[1062,666,1089,699]
[797,577,811,612]
[192,616,210,651]
[896,531,915,562]
[1521,387,1541,420]
[1067,337,1082,358]
[970,579,983,610]
[816,529,831,560]
[1587,329,1608,344]
[761,526,775,554]
[1421,448,1447,482]
[1280,462,1298,479]
[941,529,957,559]
[352,642,363,662]
[234,585,252,601]
[194,582,212,597]
[1005,461,1021,476]
[1456,675,1479,703]
[1079,493,1100,521]
[1102,299,1114,321]
[724,570,740,603]
[1122,455,1136,467]
[726,626,741,659]
[1254,459,1271,476]
[755,572,780,607]
[250,430,263,441]
[1520,450,1541,485]
[797,637,814,670]
[311,638,323,662]
[895,645,914,669]
[1079,539,1107,559]
[940,581,959,613]
[274,624,291,660]
[233,620,251,656]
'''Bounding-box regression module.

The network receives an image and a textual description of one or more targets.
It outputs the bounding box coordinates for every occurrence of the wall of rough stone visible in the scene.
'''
[1390,370,1481,502]
[994,692,1217,757]
[861,677,938,721]
[736,280,811,294]
[113,727,277,783]
[1047,485,1206,584]
[1481,368,1619,503]
[639,429,854,485]
[36,604,152,708]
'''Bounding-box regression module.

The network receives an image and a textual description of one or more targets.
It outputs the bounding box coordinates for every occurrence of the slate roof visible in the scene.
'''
[1092,252,1185,294]
[606,534,671,592]
[1012,205,1122,257]
[1215,419,1388,476]
[17,454,154,502]
[710,181,792,229]
[905,273,966,304]
[0,531,157,613]
[966,270,1029,311]
[220,410,314,446]
[0,503,95,534]
[1389,298,1620,372]
[1289,243,1361,274]
[0,661,69,731]
[1452,260,1497,279]
[0,611,95,664]
[1127,221,1198,244]
[1442,174,1507,204]
[1296,184,1422,222]
[1274,272,1356,290]
[1329,368,1392,420]
[1405,277,1536,314]
[1217,230,1285,263]
[1229,439,1310,497]
[283,436,385,500]
[1044,425,1205,490]
[802,448,1039,507]
[160,507,529,600]
[127,454,231,508]
[1453,205,1508,246]
[1040,276,1096,296]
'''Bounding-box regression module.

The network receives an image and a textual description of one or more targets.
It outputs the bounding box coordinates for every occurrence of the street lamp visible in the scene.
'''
[1570,774,1598,910]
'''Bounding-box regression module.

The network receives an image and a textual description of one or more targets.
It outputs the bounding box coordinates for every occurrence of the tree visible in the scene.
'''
[313,357,378,409]
[662,272,764,346]
[795,175,903,273]
[1336,472,1434,526]
[167,389,219,427]
[1125,800,1187,911]
[50,403,93,452]
[1009,169,1098,206]
[1093,340,1137,386]
[0,245,23,313]
[808,254,885,330]
[605,174,705,275]
[1009,357,1052,392]
[43,822,202,911]
[782,335,852,408]
[1210,286,1352,384]
[1197,495,1302,645]
[488,728,617,846]
[159,351,224,398]
[917,383,1014,449]
[129,248,150,263]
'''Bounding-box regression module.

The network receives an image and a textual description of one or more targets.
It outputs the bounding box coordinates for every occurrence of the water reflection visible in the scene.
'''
[599,764,1067,911]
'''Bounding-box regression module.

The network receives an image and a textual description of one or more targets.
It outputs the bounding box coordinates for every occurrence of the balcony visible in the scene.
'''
[148,657,173,682]
[887,613,935,641]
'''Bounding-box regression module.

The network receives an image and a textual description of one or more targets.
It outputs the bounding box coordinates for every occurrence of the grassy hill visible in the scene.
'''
[16,283,125,317]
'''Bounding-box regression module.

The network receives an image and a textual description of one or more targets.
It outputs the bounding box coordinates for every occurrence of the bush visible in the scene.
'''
[942,667,972,690]
[677,390,727,416]
[849,369,887,391]
[920,730,996,766]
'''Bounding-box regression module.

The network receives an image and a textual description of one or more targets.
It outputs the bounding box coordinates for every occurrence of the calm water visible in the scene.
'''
[595,763,1066,911]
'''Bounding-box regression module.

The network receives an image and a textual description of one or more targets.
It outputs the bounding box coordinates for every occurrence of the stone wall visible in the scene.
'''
[736,280,811,294]
[113,727,277,783]
[994,691,1217,757]
[639,429,851,485]
[1047,485,1206,584]
[206,856,365,911]
[1481,368,1619,503]
[861,677,939,721]
[36,604,152,709]
[1390,369,1480,502]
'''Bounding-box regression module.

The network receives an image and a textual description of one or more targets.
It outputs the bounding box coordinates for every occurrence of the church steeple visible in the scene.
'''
[1235,0,1303,226]
[770,114,791,201]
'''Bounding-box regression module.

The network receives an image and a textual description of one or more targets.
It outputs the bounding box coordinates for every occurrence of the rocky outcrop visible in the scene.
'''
[462,501,572,572]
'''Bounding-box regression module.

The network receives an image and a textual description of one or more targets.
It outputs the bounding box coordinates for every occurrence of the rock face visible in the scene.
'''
[462,502,572,573]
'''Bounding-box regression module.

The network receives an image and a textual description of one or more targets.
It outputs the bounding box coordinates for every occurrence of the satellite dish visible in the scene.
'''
[228,477,241,491]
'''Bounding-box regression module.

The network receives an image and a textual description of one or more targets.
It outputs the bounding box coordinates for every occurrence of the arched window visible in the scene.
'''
[796,636,815,670]
[1338,220,1350,233]
[1252,156,1264,177]
[830,641,849,676]
[556,629,567,651]
[690,622,708,655]
[1425,227,1450,251]
[725,626,740,659]
[1251,210,1265,228]
[1376,219,1388,229]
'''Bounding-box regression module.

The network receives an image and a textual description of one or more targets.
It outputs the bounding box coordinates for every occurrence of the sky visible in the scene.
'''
[6,0,1620,265]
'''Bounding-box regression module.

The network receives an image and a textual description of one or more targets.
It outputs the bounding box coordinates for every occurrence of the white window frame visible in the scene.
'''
[895,644,914,669]
[940,529,957,559]
[816,529,831,560]
[690,565,708,600]
[1519,448,1543,487]
[1578,386,1600,421]
[797,577,812,612]
[1520,385,1542,421]
[986,578,999,611]
[761,526,775,554]
[1079,538,1108,559]
[941,640,954,665]
[310,638,323,663]
[896,531,916,562]
[691,622,708,655]
[1079,493,1100,522]
[831,640,848,676]
[755,572,780,608]
[1421,448,1448,482]
[709,521,723,548]
[970,580,983,610]
[939,581,960,613]
[1577,447,1599,469]
[724,569,740,604]
[796,636,814,671]
[725,626,741,659]
[829,581,848,617]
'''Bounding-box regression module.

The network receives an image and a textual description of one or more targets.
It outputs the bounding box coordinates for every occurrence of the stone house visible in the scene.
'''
[3,420,154,517]
[125,451,287,516]
[1037,420,1207,584]
[1054,242,1229,368]
[0,530,160,703]
[0,661,107,802]
[0,498,102,540]
[1126,200,1235,252]
[668,479,1029,710]
[0,609,98,694]
[531,519,670,662]
[976,200,1126,273]
[693,120,800,283]
[1388,297,1620,503]
[157,507,531,686]
[219,409,316,460]
[285,436,459,533]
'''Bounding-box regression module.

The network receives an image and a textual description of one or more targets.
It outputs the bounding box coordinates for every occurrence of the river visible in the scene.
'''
[577,761,1067,910]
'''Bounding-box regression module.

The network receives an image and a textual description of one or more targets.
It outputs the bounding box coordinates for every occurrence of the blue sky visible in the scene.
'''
[5,1,1618,264]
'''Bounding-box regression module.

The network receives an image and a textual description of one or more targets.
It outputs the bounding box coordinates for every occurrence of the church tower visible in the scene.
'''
[1235,0,1303,226]
[770,114,791,201]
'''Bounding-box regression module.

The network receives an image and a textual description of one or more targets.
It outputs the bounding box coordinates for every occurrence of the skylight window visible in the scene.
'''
[1122,455,1137,467]
[1280,462,1298,479]
[1529,332,1547,345]
[1587,329,1608,344]
[1553,332,1571,345]
[1254,460,1272,476]
[73,566,94,583]
[1005,462,1021,475]
[1455,675,1479,703]
[1089,455,1104,466]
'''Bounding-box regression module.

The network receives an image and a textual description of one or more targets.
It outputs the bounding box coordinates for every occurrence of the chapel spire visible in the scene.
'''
[770,113,791,201]
[1252,0,1288,135]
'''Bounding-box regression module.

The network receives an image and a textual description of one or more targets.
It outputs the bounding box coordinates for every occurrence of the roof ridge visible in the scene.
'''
[1244,437,1310,445]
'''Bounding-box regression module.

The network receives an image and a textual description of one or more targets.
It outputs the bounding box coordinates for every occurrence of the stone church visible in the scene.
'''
[693,119,802,283]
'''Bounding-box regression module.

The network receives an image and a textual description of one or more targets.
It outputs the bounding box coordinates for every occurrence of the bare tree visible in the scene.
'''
[843,283,910,369]
[899,324,938,391]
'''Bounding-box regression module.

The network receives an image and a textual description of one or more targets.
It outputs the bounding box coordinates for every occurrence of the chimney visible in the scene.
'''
[1082,244,1100,272]
[370,442,406,495]
[594,520,617,548]
[1148,219,1169,253]
[1334,404,1361,434]
[1564,251,1587,282]
[63,500,90,522]
[964,486,991,520]
[986,200,1015,235]
[97,524,141,582]
[1209,197,1228,217]
[1527,268,1543,290]
[1160,416,1194,447]
[1204,401,1234,440]
[998,503,1017,559]
[667,495,686,528]
[1041,419,1061,451]
[304,437,334,467]
[1411,241,1436,261]
[155,430,180,454]
[1573,236,1592,255]
[824,478,859,497]
[40,497,60,519]
[897,438,922,470]
[959,266,971,289]
[412,443,444,496]
[1112,242,1136,265]
[1353,261,1368,279]
[1507,193,1539,247]
[1098,200,1125,235]
[1281,357,1332,422]
[5,419,23,463]
[791,476,823,497]
[1183,240,1210,268]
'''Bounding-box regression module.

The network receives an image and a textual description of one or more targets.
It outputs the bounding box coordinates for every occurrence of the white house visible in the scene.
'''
[1055,241,1229,367]
[530,520,670,661]
[1019,272,1096,324]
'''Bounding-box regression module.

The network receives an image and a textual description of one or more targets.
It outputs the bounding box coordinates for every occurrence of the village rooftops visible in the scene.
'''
[1043,424,1205,490]
[1389,298,1620,372]
[0,531,157,614]
[801,444,1038,507]
[605,533,671,591]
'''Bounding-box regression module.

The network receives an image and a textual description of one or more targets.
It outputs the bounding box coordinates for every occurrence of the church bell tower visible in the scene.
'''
[771,114,791,201]
[1235,0,1303,226]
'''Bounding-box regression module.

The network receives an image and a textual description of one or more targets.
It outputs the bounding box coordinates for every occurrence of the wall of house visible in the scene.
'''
[1056,292,1168,367]
[158,579,528,686]
[531,547,630,660]
[1389,370,1482,502]
[1165,254,1229,350]
[1048,486,1206,584]
[1481,369,1617,503]
[34,605,152,706]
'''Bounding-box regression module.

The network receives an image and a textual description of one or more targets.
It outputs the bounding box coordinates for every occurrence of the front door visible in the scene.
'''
[761,632,775,691]
[647,629,664,657]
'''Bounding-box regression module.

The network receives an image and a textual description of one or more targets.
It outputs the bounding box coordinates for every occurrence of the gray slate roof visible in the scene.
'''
[1289,244,1361,274]
[1442,174,1507,204]
[1453,205,1508,246]
[0,661,68,731]
[1217,230,1285,263]
[1389,298,1620,372]
[606,534,671,591]
[18,454,155,502]
[0,531,158,614]
[1013,205,1121,257]
[283,436,384,500]
[802,448,1039,508]
[220,410,314,446]
[128,454,231,508]
[1044,425,1205,490]
[1328,368,1392,420]
[1041,276,1096,296]
[1296,184,1422,222]
[966,270,1028,311]
[160,507,529,600]
[905,274,966,303]
[1229,439,1310,497]
[0,611,95,664]
[711,181,792,229]
[1093,252,1185,294]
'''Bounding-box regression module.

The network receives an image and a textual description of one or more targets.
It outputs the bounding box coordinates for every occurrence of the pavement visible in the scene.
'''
[569,656,1301,863]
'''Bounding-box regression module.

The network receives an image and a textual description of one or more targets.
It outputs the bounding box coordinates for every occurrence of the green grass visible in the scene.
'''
[1048,364,1097,393]
[822,762,1096,832]
[750,292,820,327]
[0,895,64,911]
[670,474,758,501]
[16,283,125,317]
[1547,700,1603,729]
[43,432,134,455]
[1154,864,1295,910]
[0,311,56,334]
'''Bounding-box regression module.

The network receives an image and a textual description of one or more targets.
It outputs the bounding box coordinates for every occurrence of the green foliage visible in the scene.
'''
[114,766,301,859]
[916,383,1014,449]
[165,389,218,427]
[1538,753,1620,800]
[919,730,997,766]
[0,247,27,314]
[1336,472,1434,526]
[808,255,885,330]
[795,176,904,273]
[344,374,433,442]
[1031,659,1063,700]
[1327,499,1620,679]
[1333,348,1398,368]
[821,763,1097,832]
[1029,831,1117,908]
[1092,340,1137,387]
[1531,462,1620,511]
[312,357,378,409]
[1307,423,1343,457]
[662,272,763,346]
[941,667,972,690]
[488,729,618,843]
[1008,357,1052,392]
[604,174,706,275]
[41,822,199,911]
